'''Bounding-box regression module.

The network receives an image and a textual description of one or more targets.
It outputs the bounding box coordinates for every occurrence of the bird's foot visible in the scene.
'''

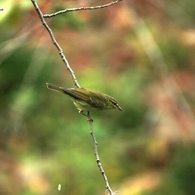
[79,110,93,122]
[87,116,93,122]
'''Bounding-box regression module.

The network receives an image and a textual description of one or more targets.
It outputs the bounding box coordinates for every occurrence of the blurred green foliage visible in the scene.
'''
[158,37,192,70]
[144,144,195,195]
[1,0,195,195]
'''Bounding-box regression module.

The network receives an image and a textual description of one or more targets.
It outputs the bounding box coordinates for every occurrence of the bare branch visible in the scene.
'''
[43,0,122,18]
[31,0,80,88]
[30,1,118,194]
[88,112,114,195]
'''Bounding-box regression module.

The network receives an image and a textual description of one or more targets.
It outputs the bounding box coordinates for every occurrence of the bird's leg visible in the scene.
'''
[87,111,93,122]
[79,110,93,122]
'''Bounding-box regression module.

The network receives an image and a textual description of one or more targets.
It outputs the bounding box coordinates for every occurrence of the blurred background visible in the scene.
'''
[1,0,195,194]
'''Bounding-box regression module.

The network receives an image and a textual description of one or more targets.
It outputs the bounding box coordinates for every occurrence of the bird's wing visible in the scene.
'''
[61,88,106,109]
[86,91,106,109]
[61,88,90,101]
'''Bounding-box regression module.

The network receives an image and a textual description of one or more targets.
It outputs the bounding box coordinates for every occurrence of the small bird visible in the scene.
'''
[46,83,123,121]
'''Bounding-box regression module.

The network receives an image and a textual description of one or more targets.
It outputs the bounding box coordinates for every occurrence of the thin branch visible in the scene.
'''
[31,0,80,88]
[88,112,114,195]
[30,1,119,194]
[43,0,122,18]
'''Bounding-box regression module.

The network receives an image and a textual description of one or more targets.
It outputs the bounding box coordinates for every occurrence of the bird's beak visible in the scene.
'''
[117,105,123,111]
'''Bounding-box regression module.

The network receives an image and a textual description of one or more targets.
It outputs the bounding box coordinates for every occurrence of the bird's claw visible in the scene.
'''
[87,117,93,122]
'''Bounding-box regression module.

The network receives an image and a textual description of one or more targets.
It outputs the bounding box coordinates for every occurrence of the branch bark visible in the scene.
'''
[43,0,122,18]
[31,0,80,88]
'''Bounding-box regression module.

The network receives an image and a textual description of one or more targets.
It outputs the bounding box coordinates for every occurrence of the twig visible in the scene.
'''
[88,112,114,195]
[43,0,122,18]
[31,0,80,88]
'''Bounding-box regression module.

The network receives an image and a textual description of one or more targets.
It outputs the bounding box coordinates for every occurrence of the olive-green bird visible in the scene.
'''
[46,83,123,121]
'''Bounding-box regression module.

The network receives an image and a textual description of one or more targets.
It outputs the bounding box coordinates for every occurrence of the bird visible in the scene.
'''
[46,83,123,121]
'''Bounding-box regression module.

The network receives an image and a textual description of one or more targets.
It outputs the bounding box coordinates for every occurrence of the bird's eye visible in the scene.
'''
[109,98,118,106]
[110,100,117,106]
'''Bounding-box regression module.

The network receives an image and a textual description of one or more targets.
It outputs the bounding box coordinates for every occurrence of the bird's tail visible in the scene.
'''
[46,83,64,93]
